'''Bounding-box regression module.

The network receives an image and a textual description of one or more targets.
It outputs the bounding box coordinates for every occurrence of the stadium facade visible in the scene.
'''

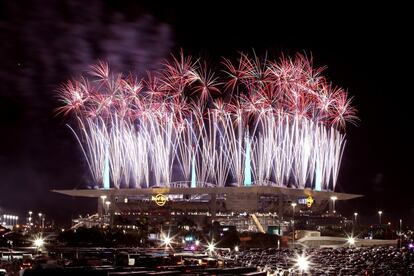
[53,185,362,233]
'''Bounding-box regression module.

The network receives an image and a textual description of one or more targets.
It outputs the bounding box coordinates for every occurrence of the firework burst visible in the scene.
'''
[57,51,357,190]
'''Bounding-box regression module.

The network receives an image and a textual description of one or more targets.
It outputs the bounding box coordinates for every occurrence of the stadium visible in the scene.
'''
[53,51,361,233]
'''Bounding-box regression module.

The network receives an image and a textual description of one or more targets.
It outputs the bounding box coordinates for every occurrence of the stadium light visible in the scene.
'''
[164,236,171,246]
[207,241,215,253]
[378,210,383,225]
[100,195,107,207]
[33,234,45,249]
[34,238,44,248]
[347,236,356,246]
[291,202,297,246]
[294,253,310,272]
[330,196,338,214]
[160,232,173,248]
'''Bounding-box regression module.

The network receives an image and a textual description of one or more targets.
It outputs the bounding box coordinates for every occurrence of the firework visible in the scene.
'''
[57,52,357,190]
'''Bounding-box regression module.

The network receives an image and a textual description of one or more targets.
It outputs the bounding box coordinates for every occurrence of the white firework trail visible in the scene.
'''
[175,120,194,182]
[220,110,247,187]
[69,111,345,190]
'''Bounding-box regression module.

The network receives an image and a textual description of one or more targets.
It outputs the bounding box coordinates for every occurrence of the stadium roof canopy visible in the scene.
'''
[53,186,362,201]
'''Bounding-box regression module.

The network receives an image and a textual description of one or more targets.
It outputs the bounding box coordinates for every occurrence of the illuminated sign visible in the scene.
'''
[306,195,314,207]
[151,194,168,206]
[298,198,307,205]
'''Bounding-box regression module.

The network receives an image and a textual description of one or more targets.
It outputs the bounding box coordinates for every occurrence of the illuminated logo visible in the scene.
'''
[306,195,314,207]
[152,194,168,207]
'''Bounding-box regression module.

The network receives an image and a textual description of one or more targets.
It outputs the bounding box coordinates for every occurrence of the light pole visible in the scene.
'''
[105,201,111,225]
[28,211,33,227]
[399,219,402,248]
[100,195,107,216]
[100,195,107,217]
[330,196,338,214]
[352,212,358,232]
[105,201,111,214]
[38,213,42,229]
[291,202,297,247]
[378,210,382,225]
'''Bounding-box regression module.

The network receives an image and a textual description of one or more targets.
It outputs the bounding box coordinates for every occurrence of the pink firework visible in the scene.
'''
[191,61,221,106]
[56,78,89,116]
[58,51,358,129]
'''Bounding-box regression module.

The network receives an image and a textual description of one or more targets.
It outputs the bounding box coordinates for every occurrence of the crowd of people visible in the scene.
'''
[224,246,414,275]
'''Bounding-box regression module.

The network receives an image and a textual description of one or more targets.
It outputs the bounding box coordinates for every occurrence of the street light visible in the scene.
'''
[207,241,216,255]
[100,195,107,216]
[399,219,403,248]
[353,212,358,232]
[38,213,42,228]
[330,196,338,214]
[347,236,356,246]
[378,210,383,225]
[291,202,297,247]
[161,234,172,248]
[100,195,106,216]
[38,213,45,229]
[28,211,33,226]
[294,253,310,273]
[105,201,111,214]
[34,237,44,248]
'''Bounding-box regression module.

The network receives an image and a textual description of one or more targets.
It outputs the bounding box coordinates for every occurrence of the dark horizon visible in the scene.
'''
[0,1,412,226]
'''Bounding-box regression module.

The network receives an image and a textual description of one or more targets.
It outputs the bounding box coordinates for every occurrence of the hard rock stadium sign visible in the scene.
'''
[151,194,168,207]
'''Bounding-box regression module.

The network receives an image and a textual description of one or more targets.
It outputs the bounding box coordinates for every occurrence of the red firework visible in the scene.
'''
[57,51,358,131]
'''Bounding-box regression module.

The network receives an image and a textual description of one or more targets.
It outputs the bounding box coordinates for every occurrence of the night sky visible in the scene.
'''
[0,1,412,226]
